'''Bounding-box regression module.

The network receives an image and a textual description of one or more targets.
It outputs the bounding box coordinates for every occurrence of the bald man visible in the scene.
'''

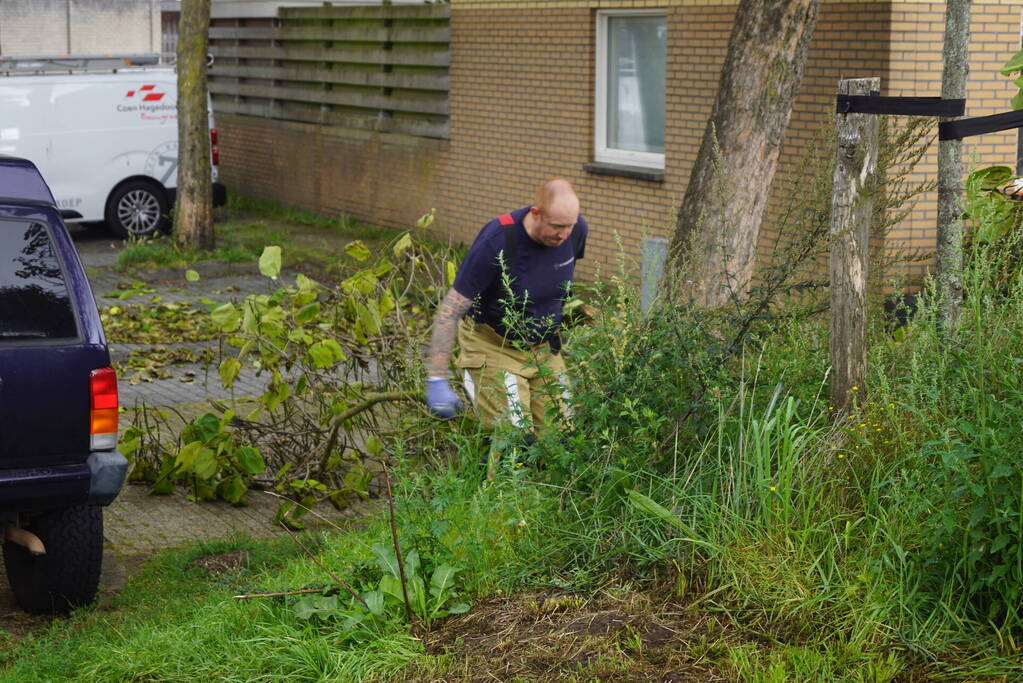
[425,179,589,436]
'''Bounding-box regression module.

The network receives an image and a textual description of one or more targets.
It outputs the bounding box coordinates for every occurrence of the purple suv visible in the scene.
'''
[0,156,127,614]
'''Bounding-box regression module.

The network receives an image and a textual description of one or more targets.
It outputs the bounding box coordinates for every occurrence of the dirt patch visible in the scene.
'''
[416,590,744,681]
[189,550,250,575]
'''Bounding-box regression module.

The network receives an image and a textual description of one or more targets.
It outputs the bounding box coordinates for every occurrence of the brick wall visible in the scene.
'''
[217,115,449,231]
[0,0,160,56]
[217,0,1022,285]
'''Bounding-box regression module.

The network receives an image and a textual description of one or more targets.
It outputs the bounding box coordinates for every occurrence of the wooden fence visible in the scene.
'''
[208,4,450,139]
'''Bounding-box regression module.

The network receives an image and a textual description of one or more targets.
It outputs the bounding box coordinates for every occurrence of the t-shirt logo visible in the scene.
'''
[554,257,575,270]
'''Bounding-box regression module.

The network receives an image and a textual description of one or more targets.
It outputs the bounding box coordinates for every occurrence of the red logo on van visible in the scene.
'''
[124,84,165,102]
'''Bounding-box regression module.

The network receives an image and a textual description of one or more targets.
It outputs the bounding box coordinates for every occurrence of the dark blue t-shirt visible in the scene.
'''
[453,206,588,346]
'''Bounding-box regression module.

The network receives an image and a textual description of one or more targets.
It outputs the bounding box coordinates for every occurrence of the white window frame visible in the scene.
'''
[595,9,666,170]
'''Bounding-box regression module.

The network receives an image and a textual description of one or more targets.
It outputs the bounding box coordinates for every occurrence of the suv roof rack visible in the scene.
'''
[0,53,175,76]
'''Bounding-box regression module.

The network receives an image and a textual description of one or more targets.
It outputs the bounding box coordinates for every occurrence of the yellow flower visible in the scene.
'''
[838,453,845,459]
[769,486,777,492]
[851,386,859,391]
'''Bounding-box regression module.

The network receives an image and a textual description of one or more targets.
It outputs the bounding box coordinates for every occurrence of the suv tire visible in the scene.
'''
[105,180,169,238]
[3,505,104,615]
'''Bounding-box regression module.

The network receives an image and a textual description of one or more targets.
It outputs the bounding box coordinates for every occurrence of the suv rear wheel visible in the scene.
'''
[3,505,104,614]
[105,180,169,238]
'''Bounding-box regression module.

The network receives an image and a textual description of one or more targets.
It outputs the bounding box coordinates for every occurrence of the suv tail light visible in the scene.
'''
[90,367,118,451]
[210,128,220,166]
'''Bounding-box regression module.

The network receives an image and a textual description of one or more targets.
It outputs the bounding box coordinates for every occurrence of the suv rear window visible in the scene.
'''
[0,219,77,340]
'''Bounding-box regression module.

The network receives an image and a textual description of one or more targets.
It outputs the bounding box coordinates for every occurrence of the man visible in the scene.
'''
[424,179,588,435]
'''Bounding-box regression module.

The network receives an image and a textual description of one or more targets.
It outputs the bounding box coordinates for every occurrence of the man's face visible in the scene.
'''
[535,204,577,248]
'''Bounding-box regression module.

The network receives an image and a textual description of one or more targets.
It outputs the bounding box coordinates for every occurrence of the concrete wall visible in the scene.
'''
[0,0,160,56]
[216,0,1022,284]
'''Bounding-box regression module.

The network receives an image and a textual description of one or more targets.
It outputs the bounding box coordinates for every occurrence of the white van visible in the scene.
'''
[0,56,225,237]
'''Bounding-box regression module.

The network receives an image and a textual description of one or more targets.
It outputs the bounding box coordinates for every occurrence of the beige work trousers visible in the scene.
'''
[454,319,572,433]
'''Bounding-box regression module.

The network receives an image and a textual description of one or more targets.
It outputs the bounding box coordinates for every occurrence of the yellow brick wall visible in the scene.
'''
[440,0,1021,284]
[218,0,1021,286]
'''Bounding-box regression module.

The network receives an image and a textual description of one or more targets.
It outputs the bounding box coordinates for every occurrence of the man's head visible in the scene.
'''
[525,179,579,248]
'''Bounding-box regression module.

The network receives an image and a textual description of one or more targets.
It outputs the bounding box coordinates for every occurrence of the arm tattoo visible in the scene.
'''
[426,288,472,377]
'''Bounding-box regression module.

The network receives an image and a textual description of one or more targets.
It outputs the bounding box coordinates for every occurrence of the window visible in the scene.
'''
[595,10,667,170]
[0,219,76,340]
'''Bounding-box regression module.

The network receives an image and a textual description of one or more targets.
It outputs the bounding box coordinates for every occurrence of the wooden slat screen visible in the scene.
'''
[208,4,450,139]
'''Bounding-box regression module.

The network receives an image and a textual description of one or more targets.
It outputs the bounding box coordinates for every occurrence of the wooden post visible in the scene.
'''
[829,78,880,414]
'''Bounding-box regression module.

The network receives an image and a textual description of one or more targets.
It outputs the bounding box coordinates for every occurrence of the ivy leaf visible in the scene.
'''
[258,246,282,279]
[219,357,242,388]
[344,240,371,262]
[235,446,265,475]
[185,269,200,282]
[1012,89,1023,111]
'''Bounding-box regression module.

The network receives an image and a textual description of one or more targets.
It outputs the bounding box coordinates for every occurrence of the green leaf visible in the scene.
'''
[1012,89,1023,111]
[392,232,413,257]
[403,548,421,579]
[293,595,338,620]
[379,574,405,603]
[258,246,282,279]
[1000,47,1023,75]
[185,269,200,282]
[309,341,337,369]
[176,441,203,471]
[356,301,381,336]
[219,357,242,388]
[193,448,219,480]
[625,489,720,552]
[362,590,385,616]
[447,602,470,615]
[194,413,221,442]
[415,209,435,230]
[429,564,461,602]
[294,302,320,324]
[219,474,248,505]
[372,542,401,578]
[344,240,371,262]
[445,260,457,287]
[365,435,384,458]
[235,446,265,474]
[211,303,241,332]
[295,273,318,293]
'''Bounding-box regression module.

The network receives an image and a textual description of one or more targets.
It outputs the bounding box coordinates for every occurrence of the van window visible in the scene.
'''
[0,219,77,340]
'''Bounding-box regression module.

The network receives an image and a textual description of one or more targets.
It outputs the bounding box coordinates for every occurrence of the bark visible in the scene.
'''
[936,0,971,333]
[174,0,214,250]
[667,0,820,307]
[829,78,880,414]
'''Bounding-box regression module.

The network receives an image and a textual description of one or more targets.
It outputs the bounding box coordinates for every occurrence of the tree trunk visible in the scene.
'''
[936,0,972,333]
[174,0,214,251]
[667,0,820,307]
[829,78,880,415]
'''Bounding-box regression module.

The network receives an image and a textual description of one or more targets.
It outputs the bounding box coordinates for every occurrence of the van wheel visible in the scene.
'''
[2,506,104,615]
[105,180,169,239]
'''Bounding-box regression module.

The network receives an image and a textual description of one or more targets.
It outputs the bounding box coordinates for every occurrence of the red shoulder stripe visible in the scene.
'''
[498,213,515,226]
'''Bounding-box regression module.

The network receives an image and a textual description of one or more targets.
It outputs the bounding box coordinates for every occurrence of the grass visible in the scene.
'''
[9,195,1023,680]
[115,193,406,279]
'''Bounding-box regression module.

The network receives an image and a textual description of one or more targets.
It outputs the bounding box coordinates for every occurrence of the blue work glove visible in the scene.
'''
[426,377,462,419]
